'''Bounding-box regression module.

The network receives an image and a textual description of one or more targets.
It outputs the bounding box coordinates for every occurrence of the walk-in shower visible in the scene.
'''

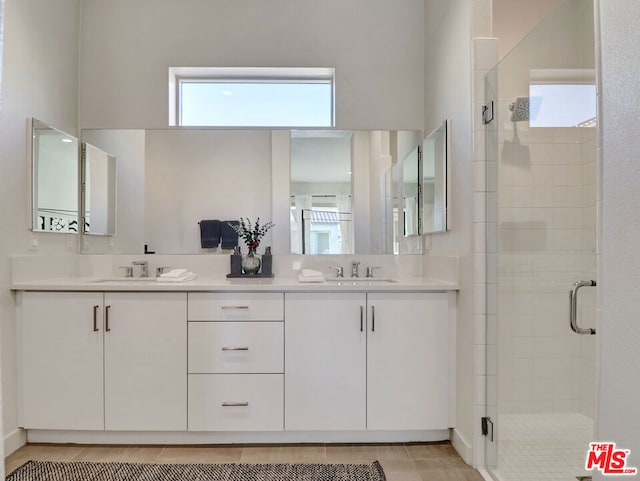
[484,1,597,480]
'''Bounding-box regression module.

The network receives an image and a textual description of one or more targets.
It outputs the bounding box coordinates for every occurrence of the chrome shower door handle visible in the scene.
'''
[569,280,596,335]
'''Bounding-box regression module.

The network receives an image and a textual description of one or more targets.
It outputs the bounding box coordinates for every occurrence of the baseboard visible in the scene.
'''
[4,428,27,457]
[451,428,473,465]
[26,429,450,445]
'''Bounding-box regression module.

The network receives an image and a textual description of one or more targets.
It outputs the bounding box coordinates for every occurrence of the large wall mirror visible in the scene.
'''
[422,120,448,234]
[31,119,79,233]
[81,129,424,255]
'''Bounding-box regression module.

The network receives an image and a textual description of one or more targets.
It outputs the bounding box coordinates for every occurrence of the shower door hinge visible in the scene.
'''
[481,416,494,441]
[482,101,494,124]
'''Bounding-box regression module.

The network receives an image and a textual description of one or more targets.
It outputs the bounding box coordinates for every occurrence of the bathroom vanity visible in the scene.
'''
[14,274,457,444]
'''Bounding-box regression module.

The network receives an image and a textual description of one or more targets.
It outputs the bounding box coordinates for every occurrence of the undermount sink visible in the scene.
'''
[85,277,158,284]
[324,277,397,285]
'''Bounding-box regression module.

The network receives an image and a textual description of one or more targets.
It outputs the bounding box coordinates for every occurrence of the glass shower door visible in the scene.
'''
[484,1,597,480]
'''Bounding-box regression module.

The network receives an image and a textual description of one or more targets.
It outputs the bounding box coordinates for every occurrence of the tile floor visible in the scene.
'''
[5,442,485,481]
[490,412,594,481]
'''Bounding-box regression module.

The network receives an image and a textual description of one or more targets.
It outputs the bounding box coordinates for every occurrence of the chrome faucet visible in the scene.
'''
[330,266,344,278]
[156,266,171,277]
[132,260,149,277]
[366,266,381,278]
[351,261,361,278]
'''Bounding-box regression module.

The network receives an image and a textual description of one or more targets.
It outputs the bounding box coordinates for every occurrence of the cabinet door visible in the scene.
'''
[104,292,187,431]
[285,292,366,430]
[366,292,449,430]
[19,291,104,430]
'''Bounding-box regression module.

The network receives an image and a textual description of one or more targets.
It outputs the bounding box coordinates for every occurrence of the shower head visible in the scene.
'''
[509,97,530,122]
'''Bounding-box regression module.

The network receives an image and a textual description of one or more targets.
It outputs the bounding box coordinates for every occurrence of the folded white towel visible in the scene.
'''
[301,268,323,277]
[297,273,325,283]
[157,272,197,283]
[160,268,188,278]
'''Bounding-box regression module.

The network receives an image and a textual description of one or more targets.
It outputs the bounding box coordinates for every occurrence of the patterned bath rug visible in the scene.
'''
[6,460,387,481]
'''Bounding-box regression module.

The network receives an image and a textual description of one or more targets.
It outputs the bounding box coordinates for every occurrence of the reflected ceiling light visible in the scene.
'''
[61,138,73,143]
[222,90,233,96]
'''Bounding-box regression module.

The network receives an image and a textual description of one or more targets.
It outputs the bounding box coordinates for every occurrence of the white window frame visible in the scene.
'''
[169,67,335,127]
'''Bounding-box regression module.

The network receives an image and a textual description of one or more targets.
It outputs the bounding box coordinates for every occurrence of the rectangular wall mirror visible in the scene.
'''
[82,143,117,235]
[79,129,422,255]
[422,120,448,234]
[31,119,79,233]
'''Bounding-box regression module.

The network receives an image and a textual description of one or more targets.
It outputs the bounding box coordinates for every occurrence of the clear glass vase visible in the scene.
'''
[241,250,261,275]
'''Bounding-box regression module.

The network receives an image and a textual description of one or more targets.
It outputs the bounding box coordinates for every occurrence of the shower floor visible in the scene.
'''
[491,412,593,481]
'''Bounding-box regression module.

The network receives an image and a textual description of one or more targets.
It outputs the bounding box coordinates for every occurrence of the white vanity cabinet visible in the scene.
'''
[18,291,187,431]
[19,291,105,430]
[285,291,450,431]
[103,292,186,431]
[366,292,449,430]
[285,292,367,430]
[187,292,285,431]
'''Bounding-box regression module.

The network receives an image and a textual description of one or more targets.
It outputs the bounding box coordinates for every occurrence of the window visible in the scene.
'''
[529,84,596,127]
[169,67,335,127]
[527,69,596,128]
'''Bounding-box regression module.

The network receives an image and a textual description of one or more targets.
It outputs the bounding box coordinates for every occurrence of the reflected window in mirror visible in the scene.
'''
[290,130,353,254]
[31,119,79,233]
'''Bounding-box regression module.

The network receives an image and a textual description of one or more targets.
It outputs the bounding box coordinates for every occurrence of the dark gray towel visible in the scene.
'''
[199,220,221,248]
[221,220,240,250]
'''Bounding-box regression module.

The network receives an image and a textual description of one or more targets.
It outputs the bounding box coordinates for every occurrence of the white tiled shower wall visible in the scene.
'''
[495,120,596,417]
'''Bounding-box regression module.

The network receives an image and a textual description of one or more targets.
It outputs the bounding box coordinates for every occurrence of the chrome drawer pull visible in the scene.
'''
[222,402,249,407]
[221,305,249,310]
[221,346,249,351]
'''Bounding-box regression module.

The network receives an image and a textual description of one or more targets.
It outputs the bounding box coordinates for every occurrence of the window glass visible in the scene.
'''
[180,82,333,127]
[529,84,596,127]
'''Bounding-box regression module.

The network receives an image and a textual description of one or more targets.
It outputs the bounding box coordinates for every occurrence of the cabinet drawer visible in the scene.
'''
[188,374,283,431]
[189,322,283,374]
[188,293,284,321]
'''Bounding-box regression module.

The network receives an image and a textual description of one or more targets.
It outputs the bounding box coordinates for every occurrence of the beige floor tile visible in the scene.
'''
[415,457,473,472]
[378,460,422,481]
[72,445,163,463]
[155,446,243,464]
[326,444,410,463]
[5,444,86,475]
[406,442,458,460]
[240,445,326,463]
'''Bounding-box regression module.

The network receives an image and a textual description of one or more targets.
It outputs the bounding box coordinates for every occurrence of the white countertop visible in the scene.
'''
[11,276,459,292]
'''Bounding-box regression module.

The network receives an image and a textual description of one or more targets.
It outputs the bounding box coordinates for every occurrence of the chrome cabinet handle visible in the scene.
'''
[569,280,596,335]
[221,306,249,310]
[93,305,100,332]
[221,346,249,351]
[105,305,111,332]
[360,306,364,332]
[222,402,249,407]
[371,305,376,332]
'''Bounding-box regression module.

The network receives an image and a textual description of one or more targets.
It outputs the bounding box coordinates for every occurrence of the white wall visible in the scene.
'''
[424,0,475,463]
[595,1,640,478]
[0,0,81,458]
[78,0,425,131]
